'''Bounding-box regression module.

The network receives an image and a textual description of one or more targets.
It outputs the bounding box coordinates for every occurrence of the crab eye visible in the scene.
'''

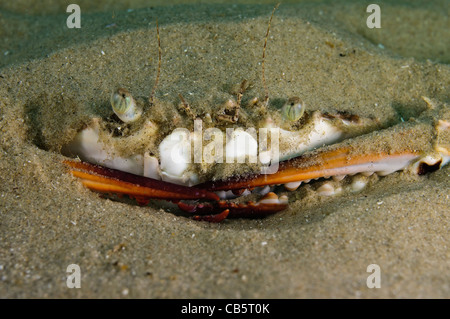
[111,88,142,123]
[281,97,305,122]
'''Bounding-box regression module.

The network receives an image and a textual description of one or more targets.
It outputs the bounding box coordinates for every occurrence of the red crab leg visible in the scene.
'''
[64,160,288,221]
[64,160,219,202]
[178,192,288,219]
[199,147,421,191]
[192,209,230,223]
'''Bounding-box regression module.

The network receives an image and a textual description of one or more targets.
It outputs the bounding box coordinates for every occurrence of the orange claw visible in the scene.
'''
[199,146,420,191]
[64,160,220,202]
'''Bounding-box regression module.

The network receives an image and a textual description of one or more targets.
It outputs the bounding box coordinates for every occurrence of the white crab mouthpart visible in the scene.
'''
[64,120,145,176]
[332,174,346,181]
[265,113,345,163]
[317,182,342,196]
[225,129,258,163]
[283,117,343,155]
[258,192,288,205]
[158,128,259,186]
[284,181,302,191]
[143,152,161,180]
[350,175,369,192]
[158,129,199,186]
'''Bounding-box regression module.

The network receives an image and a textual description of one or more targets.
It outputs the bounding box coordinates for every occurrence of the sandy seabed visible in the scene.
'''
[0,0,449,298]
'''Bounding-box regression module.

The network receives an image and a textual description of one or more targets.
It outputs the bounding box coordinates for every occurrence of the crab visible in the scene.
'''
[62,9,450,223]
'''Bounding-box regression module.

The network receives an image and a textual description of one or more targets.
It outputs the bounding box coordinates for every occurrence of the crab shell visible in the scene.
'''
[63,102,386,185]
[63,96,449,221]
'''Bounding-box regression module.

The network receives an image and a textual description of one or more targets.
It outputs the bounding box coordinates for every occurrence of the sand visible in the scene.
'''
[0,0,449,298]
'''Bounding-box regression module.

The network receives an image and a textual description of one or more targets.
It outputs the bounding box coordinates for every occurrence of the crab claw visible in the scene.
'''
[192,209,230,223]
[64,160,289,221]
[178,192,288,220]
[64,160,219,202]
[199,143,421,192]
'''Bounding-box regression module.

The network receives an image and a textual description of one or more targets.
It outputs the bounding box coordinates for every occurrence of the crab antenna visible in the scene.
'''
[149,19,162,105]
[262,3,279,107]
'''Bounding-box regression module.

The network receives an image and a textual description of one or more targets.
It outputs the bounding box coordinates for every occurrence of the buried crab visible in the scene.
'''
[62,10,449,223]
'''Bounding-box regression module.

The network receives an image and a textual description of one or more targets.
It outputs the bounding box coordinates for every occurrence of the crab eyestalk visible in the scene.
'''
[281,97,305,122]
[111,88,142,123]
